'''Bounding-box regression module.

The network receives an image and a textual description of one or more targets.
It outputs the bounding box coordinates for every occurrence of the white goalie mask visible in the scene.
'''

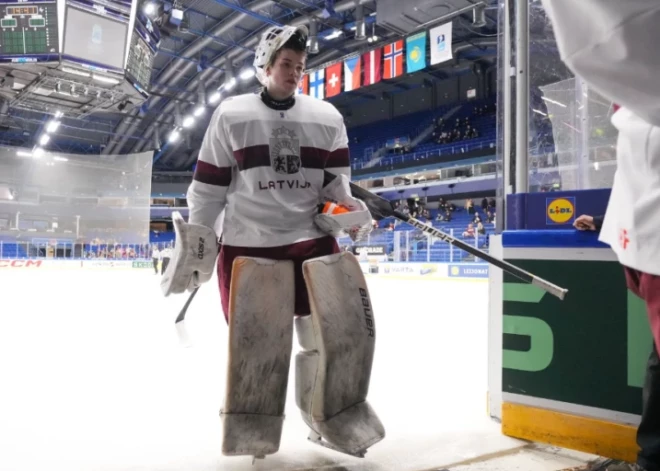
[254,25,309,87]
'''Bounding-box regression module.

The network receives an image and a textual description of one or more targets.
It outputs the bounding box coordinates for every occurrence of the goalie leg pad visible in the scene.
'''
[295,251,385,456]
[221,257,295,457]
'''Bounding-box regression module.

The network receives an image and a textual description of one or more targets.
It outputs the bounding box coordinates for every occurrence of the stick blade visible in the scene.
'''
[175,320,193,348]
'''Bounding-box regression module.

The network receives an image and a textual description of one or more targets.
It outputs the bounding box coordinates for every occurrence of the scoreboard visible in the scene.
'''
[0,0,59,62]
[125,11,158,95]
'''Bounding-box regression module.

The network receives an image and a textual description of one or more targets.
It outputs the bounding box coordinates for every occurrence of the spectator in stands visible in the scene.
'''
[462,223,475,238]
[421,208,431,220]
[481,198,489,211]
[466,199,475,215]
[477,221,486,235]
[473,213,482,225]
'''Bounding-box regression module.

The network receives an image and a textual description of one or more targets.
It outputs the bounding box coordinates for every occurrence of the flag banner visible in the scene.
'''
[344,56,361,92]
[309,69,324,99]
[362,48,382,85]
[297,74,309,95]
[406,32,427,73]
[325,62,342,98]
[383,40,403,79]
[429,22,453,65]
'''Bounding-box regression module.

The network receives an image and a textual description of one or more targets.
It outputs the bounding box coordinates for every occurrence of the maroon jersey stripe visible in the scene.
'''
[234,145,329,171]
[193,160,232,186]
[234,145,270,171]
[325,148,350,168]
[300,147,327,169]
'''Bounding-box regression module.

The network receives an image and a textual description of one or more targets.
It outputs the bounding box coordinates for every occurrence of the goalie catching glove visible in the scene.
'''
[314,173,373,242]
[161,211,219,297]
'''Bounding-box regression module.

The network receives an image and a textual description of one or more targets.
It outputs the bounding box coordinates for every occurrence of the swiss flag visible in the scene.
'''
[383,40,403,79]
[297,74,309,95]
[325,63,342,98]
[362,48,382,86]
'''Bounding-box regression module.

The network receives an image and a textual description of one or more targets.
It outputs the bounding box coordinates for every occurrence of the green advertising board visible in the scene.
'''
[503,259,651,416]
[132,261,154,269]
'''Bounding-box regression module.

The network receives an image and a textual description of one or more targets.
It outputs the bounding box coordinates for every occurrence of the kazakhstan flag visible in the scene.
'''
[406,32,427,73]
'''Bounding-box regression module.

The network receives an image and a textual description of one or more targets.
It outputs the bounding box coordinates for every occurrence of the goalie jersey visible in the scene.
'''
[187,93,351,248]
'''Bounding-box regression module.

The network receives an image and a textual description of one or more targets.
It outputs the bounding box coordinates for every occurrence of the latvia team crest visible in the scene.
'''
[270,126,301,175]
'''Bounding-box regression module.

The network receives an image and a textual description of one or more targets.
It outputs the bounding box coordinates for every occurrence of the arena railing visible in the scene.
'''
[337,227,490,264]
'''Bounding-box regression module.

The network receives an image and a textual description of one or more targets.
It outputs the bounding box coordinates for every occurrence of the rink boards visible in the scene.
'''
[488,234,642,463]
[0,258,491,281]
[0,259,154,270]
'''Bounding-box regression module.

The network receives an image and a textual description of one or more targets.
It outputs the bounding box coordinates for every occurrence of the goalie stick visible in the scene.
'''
[174,286,199,347]
[323,170,568,301]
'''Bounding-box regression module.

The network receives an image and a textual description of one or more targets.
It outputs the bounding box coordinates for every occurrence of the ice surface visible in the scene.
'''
[0,269,524,471]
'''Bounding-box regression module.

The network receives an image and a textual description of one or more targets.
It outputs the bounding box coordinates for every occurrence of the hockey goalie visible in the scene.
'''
[159,25,385,460]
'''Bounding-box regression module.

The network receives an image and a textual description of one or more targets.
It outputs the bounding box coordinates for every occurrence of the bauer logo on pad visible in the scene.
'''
[546,197,575,225]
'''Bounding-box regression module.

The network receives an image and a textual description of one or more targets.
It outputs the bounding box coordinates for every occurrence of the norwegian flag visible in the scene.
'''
[362,48,382,86]
[383,40,403,79]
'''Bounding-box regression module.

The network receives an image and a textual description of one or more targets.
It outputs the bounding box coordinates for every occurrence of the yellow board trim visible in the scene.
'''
[502,402,638,463]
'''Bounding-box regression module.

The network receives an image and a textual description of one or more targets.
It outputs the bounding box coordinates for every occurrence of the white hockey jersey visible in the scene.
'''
[542,0,660,276]
[187,92,351,248]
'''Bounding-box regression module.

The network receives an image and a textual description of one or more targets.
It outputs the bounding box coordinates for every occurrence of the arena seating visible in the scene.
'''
[338,206,494,263]
[348,98,497,170]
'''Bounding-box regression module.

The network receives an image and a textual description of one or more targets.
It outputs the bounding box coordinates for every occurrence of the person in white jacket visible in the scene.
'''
[542,2,660,470]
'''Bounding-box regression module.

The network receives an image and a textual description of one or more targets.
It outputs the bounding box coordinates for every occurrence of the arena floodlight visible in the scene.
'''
[46,120,60,133]
[168,130,180,143]
[182,116,195,128]
[208,91,221,104]
[239,67,255,81]
[193,105,205,117]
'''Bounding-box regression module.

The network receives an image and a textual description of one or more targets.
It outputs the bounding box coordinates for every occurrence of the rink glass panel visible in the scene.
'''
[500,0,619,194]
[0,147,153,259]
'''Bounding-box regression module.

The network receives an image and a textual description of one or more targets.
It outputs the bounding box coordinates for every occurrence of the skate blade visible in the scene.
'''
[307,431,367,458]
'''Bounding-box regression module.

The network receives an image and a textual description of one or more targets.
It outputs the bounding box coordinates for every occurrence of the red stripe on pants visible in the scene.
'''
[217,236,340,322]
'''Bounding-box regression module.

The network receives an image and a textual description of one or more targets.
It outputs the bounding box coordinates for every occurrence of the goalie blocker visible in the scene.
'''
[221,251,384,459]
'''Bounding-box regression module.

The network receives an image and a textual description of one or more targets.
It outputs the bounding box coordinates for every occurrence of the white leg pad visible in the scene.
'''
[296,251,385,457]
[221,257,295,457]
